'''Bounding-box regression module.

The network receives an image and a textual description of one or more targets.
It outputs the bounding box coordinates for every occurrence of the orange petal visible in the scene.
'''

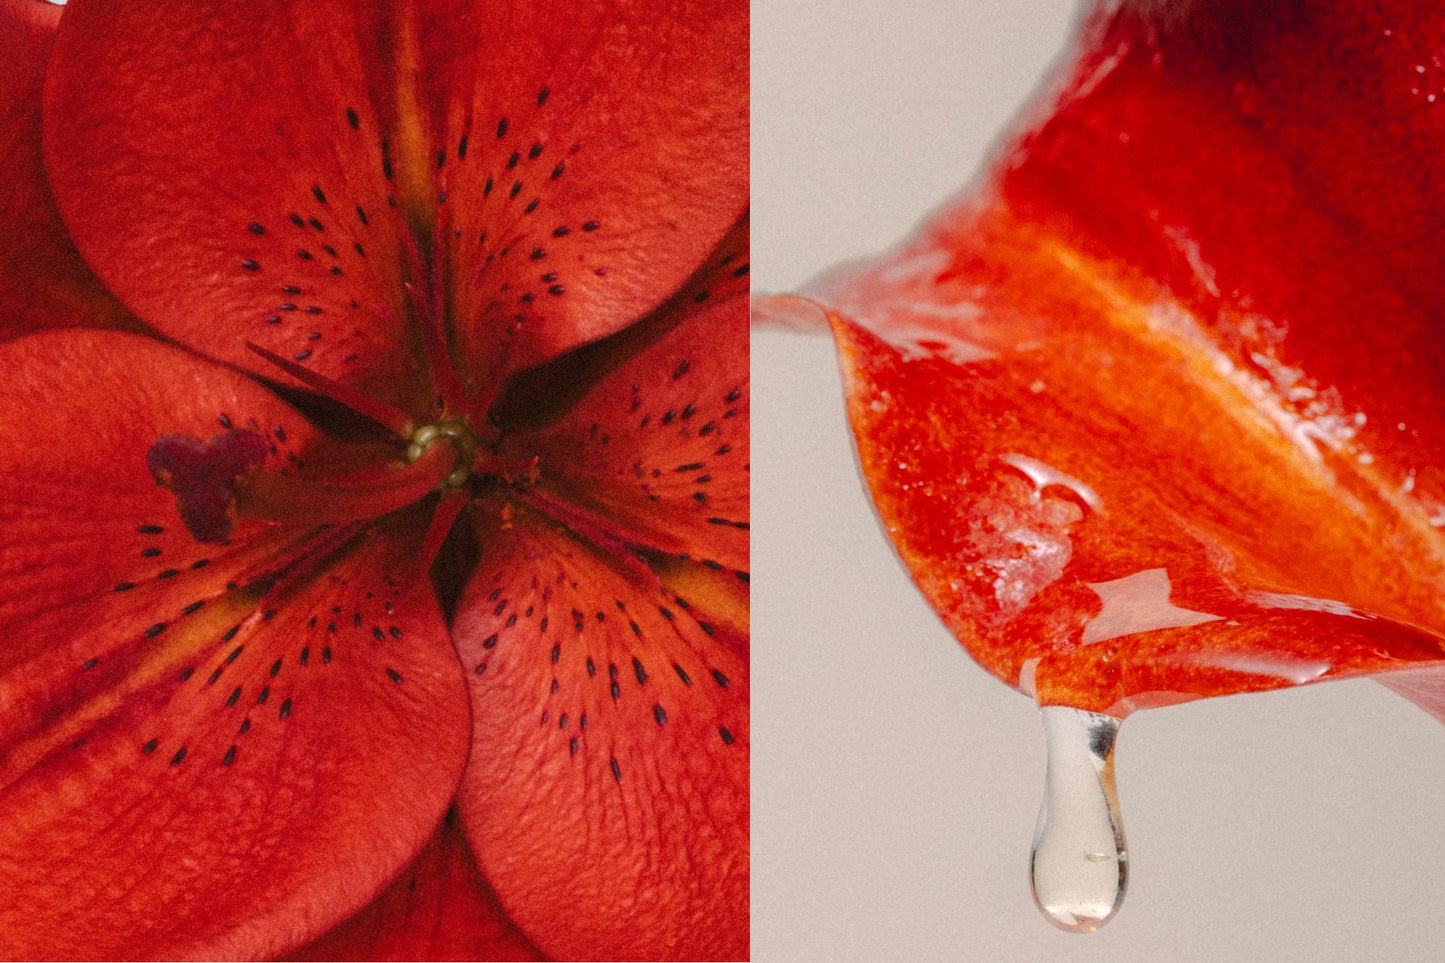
[0,0,134,337]
[452,507,747,961]
[504,256,750,574]
[802,0,1445,720]
[44,0,416,405]
[0,332,471,958]
[286,811,544,962]
[438,0,748,382]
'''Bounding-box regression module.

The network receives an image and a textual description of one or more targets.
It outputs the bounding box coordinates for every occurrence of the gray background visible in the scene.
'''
[752,1,1445,960]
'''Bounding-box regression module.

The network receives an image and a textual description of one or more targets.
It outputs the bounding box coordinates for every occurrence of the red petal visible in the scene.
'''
[0,332,471,957]
[0,0,134,338]
[504,255,750,574]
[809,0,1445,718]
[439,0,748,382]
[286,810,544,962]
[43,0,416,405]
[452,508,747,961]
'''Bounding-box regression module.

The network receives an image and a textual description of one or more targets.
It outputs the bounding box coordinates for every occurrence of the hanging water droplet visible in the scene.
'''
[1030,705,1128,933]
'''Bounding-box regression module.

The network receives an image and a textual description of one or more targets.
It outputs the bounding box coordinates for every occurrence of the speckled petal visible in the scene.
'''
[504,233,749,575]
[453,508,747,961]
[43,0,416,405]
[0,331,470,959]
[434,0,748,385]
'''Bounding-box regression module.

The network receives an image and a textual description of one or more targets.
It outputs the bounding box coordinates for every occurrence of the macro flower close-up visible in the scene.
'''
[756,0,1445,957]
[0,0,747,959]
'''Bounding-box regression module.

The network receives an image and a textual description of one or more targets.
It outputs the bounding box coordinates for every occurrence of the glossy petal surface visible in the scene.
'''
[454,509,748,961]
[808,0,1445,717]
[0,332,470,959]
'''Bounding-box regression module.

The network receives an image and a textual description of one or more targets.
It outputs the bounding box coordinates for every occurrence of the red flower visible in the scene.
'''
[0,0,747,959]
[767,0,1445,932]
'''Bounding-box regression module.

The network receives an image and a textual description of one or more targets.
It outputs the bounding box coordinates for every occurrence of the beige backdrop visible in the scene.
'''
[752,1,1445,960]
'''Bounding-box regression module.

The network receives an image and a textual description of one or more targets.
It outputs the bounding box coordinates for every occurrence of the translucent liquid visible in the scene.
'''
[1030,705,1128,932]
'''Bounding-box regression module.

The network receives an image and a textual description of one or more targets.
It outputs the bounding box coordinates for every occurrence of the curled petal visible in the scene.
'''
[805,0,1445,719]
[0,0,133,338]
[818,201,1445,717]
[453,507,747,961]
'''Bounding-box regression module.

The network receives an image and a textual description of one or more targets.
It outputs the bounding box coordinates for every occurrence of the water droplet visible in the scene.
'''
[1030,705,1128,933]
[999,453,1104,514]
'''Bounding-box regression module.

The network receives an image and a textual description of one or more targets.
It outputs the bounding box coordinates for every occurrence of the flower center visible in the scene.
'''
[406,420,478,489]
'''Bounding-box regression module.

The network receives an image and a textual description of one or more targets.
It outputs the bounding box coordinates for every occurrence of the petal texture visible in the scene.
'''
[0,332,471,959]
[44,0,414,403]
[453,509,747,961]
[436,0,749,381]
[818,130,1445,719]
[805,0,1445,718]
[0,0,132,337]
[286,811,544,962]
[508,282,750,575]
